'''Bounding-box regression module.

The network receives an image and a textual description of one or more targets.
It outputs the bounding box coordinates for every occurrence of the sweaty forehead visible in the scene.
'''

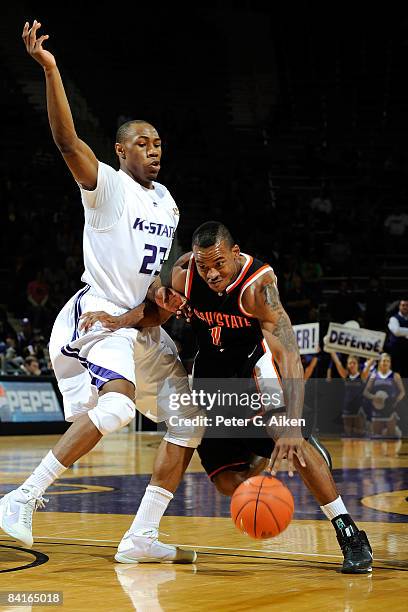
[193,241,229,263]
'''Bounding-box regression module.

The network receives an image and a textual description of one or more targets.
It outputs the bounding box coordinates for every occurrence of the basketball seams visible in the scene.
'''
[257,499,282,534]
[232,499,255,526]
[254,475,266,538]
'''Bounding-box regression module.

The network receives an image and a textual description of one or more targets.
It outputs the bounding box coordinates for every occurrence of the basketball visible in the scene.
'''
[230,474,294,539]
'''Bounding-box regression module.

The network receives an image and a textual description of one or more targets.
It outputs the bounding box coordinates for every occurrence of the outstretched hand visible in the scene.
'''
[22,20,56,70]
[154,287,192,322]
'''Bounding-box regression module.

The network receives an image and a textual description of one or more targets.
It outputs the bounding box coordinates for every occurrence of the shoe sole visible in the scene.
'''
[341,566,373,574]
[114,550,197,564]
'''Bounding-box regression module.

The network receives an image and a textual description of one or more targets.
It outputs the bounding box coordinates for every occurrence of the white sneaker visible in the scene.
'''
[0,485,48,548]
[114,528,197,564]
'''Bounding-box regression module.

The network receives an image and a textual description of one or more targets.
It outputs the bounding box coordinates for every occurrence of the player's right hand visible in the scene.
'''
[79,308,145,332]
[22,21,56,70]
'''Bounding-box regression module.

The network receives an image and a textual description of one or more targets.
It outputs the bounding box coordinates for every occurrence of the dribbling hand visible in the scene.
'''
[268,434,306,478]
[22,20,56,70]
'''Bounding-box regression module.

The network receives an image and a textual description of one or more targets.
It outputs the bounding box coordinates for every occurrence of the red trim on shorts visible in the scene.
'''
[208,462,248,480]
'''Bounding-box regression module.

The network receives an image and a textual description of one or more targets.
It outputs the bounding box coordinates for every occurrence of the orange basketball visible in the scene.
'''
[230,474,294,539]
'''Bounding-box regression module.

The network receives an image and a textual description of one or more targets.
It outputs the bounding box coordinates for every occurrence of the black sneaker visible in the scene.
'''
[337,530,373,574]
[308,435,333,471]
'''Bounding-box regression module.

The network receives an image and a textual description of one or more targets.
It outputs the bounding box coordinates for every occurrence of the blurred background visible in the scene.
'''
[1,2,407,435]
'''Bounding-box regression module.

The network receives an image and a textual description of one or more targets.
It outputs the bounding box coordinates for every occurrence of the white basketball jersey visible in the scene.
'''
[79,162,179,308]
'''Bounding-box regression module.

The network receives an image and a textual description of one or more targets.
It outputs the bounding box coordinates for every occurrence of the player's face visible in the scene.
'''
[379,355,391,372]
[118,123,162,187]
[400,301,408,316]
[347,357,359,375]
[193,240,241,292]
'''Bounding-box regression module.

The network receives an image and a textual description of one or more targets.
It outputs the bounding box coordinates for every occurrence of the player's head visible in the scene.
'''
[115,120,161,187]
[399,299,408,316]
[346,355,359,375]
[378,352,392,373]
[192,221,240,292]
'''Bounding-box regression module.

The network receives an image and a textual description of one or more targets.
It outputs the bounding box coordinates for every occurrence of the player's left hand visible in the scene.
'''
[268,433,306,478]
[155,287,192,321]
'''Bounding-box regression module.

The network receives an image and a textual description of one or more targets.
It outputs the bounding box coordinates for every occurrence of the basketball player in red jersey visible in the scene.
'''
[80,221,373,574]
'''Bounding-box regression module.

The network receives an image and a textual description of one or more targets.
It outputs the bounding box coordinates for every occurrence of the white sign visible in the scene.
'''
[292,322,320,355]
[323,323,386,358]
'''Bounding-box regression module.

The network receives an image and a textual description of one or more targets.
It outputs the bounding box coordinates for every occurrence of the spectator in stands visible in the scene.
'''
[1,334,24,375]
[21,356,42,377]
[16,318,34,355]
[26,269,49,329]
[387,299,408,378]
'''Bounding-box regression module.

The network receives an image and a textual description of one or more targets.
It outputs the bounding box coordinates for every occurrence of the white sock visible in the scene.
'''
[320,495,348,520]
[129,485,173,532]
[20,451,67,495]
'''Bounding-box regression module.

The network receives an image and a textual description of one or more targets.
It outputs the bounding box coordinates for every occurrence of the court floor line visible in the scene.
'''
[1,537,405,568]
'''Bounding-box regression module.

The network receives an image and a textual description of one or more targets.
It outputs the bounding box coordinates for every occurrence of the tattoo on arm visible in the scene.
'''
[262,282,298,352]
[273,315,299,352]
[262,282,281,311]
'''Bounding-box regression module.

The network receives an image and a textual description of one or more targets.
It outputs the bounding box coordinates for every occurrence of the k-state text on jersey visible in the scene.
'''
[133,217,176,238]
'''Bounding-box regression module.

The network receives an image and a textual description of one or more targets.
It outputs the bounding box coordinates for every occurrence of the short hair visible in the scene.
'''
[115,120,155,144]
[192,221,235,249]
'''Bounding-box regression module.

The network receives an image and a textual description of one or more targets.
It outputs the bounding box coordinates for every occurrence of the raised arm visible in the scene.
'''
[304,355,318,381]
[330,352,348,379]
[22,21,98,189]
[241,271,306,475]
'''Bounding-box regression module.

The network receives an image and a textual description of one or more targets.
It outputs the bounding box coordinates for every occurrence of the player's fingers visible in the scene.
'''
[36,34,49,47]
[287,447,295,477]
[22,22,30,38]
[29,20,41,43]
[295,447,306,468]
[269,445,284,476]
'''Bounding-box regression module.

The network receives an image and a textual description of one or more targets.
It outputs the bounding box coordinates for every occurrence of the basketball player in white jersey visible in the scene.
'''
[0,20,204,564]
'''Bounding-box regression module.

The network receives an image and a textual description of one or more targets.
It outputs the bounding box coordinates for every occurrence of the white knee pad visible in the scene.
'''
[164,406,206,449]
[88,392,136,435]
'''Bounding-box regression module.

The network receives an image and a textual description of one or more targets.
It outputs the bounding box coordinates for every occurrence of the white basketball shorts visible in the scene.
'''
[48,286,204,447]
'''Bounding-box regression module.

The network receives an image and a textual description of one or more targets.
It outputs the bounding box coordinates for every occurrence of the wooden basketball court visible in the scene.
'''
[1,433,407,611]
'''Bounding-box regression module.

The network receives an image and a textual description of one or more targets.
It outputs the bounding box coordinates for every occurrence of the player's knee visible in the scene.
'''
[164,410,206,449]
[88,392,135,435]
[213,471,244,497]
